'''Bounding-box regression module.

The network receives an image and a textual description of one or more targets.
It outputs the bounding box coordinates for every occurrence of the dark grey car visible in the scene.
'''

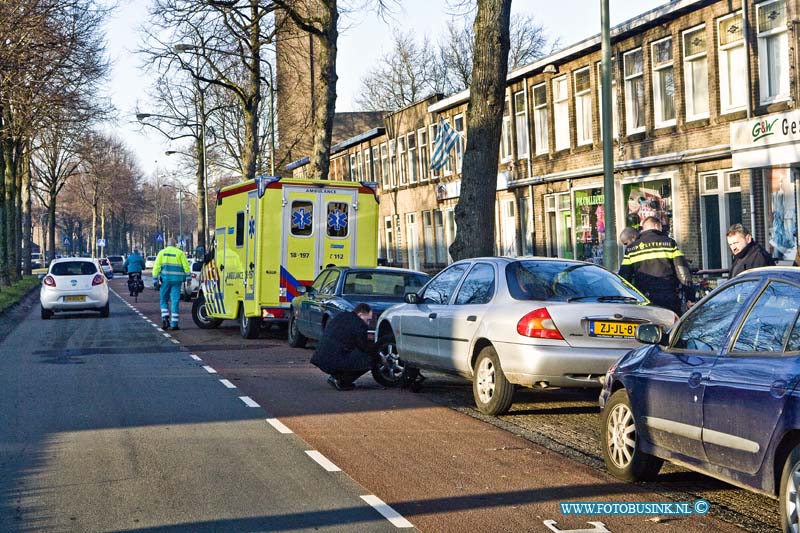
[107,255,125,273]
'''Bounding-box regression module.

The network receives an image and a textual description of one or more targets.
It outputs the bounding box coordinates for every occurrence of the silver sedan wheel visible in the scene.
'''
[606,402,636,469]
[475,356,496,404]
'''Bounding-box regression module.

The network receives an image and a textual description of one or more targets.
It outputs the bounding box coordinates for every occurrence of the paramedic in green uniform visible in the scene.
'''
[153,237,191,330]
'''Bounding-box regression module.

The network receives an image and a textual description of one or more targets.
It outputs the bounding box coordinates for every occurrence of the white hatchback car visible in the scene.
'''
[145,255,156,270]
[40,257,109,319]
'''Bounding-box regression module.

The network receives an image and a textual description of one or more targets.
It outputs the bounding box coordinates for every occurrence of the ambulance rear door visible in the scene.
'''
[243,191,258,305]
[281,185,358,299]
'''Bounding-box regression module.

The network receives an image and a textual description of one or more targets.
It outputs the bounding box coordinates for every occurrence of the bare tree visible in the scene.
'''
[355,31,439,112]
[356,11,553,112]
[449,0,510,261]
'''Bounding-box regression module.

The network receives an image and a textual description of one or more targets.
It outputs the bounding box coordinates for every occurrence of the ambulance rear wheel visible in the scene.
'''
[239,305,261,339]
[192,294,222,329]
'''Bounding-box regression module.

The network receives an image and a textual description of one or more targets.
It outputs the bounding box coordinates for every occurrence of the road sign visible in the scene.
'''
[155,233,164,243]
[62,237,70,246]
[97,238,106,248]
[178,238,186,247]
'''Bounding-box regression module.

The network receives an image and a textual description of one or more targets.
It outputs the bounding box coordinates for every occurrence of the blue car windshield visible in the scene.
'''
[505,261,645,302]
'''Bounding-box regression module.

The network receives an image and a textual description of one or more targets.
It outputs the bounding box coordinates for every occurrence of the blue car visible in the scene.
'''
[287,266,430,383]
[599,266,800,531]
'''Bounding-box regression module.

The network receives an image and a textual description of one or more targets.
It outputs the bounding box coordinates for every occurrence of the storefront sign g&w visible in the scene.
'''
[731,110,800,169]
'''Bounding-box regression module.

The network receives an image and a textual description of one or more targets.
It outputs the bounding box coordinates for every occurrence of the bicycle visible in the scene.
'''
[127,272,144,302]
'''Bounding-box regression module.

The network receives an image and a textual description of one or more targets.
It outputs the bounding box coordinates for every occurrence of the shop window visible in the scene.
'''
[596,59,618,139]
[533,83,549,154]
[683,25,709,121]
[291,201,313,237]
[514,90,530,158]
[764,168,796,263]
[718,12,747,113]
[574,68,592,146]
[651,37,675,127]
[501,98,513,161]
[623,178,673,237]
[326,202,349,238]
[574,188,605,265]
[757,0,789,104]
[553,76,570,150]
[624,48,645,134]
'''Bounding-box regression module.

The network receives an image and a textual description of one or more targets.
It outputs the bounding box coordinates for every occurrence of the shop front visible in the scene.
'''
[731,110,800,264]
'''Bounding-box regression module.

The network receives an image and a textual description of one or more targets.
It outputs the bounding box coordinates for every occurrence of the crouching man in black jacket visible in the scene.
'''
[310,303,378,391]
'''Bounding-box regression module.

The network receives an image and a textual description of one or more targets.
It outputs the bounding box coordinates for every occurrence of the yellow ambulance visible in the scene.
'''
[192,176,379,338]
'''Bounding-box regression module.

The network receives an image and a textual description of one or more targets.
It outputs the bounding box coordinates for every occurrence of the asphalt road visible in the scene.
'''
[87,276,762,532]
[0,282,406,532]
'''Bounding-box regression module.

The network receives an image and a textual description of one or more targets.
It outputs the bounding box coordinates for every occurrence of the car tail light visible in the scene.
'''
[92,274,105,286]
[517,308,564,340]
[261,308,286,319]
[43,275,55,287]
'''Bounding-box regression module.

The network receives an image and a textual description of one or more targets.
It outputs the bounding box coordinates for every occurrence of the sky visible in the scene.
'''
[104,0,668,181]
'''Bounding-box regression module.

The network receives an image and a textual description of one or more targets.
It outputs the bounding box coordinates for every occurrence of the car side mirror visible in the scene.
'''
[636,324,662,345]
[296,285,307,295]
[404,292,419,304]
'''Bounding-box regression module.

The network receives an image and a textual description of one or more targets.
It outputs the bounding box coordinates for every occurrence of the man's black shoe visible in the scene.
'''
[327,375,354,391]
[161,318,169,330]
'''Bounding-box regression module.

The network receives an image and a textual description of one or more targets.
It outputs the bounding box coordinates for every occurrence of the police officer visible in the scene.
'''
[153,237,190,330]
[619,216,694,315]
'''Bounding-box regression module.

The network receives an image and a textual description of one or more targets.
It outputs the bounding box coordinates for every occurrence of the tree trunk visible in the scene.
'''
[22,146,32,274]
[48,191,57,263]
[309,3,338,181]
[449,0,511,261]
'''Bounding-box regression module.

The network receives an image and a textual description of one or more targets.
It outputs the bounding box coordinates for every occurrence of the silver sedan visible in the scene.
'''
[375,257,677,415]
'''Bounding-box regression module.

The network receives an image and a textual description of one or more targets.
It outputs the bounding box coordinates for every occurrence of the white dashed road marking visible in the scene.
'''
[203,366,217,374]
[305,450,340,472]
[360,495,414,528]
[239,396,260,407]
[219,379,236,389]
[170,339,180,344]
[189,354,202,361]
[266,418,293,434]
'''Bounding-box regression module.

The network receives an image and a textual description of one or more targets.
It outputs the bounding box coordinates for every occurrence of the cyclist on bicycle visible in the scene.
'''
[123,248,146,296]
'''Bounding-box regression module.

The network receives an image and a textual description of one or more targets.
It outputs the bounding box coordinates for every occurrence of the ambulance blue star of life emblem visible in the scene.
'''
[248,218,255,236]
[292,208,312,230]
[328,210,347,231]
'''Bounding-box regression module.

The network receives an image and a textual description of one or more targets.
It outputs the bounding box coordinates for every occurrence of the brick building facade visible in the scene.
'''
[285,0,800,275]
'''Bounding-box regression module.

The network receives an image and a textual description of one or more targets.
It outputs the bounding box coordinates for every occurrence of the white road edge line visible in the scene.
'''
[239,396,260,407]
[162,333,171,338]
[305,450,340,472]
[219,379,236,389]
[203,365,217,374]
[170,339,180,344]
[266,418,293,434]
[189,354,202,361]
[360,495,414,528]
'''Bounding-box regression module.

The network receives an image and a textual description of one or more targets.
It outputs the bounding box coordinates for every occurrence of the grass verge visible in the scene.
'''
[0,275,41,313]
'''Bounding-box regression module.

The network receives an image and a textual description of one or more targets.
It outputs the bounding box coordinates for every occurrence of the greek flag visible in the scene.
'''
[430,118,460,172]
